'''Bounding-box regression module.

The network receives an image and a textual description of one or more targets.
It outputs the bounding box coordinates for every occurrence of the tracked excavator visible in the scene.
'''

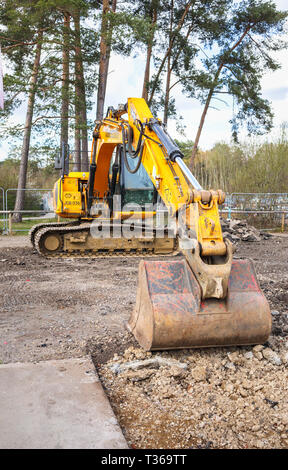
[30,98,271,350]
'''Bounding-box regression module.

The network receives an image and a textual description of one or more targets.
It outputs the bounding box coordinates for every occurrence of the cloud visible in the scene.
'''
[264,87,288,101]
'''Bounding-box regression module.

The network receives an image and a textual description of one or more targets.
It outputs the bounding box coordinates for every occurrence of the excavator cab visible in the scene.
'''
[119,149,156,208]
[108,146,156,209]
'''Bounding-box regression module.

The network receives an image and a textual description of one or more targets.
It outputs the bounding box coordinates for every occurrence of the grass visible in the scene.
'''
[0,213,286,235]
[0,217,64,235]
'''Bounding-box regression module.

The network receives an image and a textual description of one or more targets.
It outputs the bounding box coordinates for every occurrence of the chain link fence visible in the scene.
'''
[1,188,55,234]
[0,190,287,235]
[221,192,288,231]
[0,187,4,232]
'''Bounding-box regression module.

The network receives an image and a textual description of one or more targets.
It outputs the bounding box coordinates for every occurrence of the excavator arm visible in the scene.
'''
[94,98,270,351]
[87,98,232,299]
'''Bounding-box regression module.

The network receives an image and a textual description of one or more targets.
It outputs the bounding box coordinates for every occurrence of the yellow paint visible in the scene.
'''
[53,97,225,255]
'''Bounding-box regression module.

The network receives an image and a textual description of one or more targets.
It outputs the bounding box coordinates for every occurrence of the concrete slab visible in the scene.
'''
[0,356,128,449]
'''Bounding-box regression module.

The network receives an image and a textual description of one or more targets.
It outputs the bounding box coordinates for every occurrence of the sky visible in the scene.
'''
[103,0,288,150]
[0,0,287,160]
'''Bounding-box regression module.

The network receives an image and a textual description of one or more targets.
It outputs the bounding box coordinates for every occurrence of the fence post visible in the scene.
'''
[228,193,233,219]
[0,187,4,233]
[8,212,12,234]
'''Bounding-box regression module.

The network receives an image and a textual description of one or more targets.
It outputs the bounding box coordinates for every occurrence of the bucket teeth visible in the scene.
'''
[127,258,271,350]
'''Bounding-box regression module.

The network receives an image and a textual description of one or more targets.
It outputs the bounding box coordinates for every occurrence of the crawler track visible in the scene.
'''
[29,220,80,248]
[31,221,177,258]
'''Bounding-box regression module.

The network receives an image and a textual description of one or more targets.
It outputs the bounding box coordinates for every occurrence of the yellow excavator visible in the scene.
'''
[30,98,271,350]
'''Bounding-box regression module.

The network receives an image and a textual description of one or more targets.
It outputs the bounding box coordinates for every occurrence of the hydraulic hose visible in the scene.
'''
[121,122,144,174]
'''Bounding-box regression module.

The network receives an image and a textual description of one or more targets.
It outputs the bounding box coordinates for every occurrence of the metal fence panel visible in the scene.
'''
[3,188,54,234]
[1,189,288,235]
[0,187,4,231]
[225,193,288,218]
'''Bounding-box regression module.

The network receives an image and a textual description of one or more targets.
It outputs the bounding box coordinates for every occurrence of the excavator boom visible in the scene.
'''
[30,97,271,350]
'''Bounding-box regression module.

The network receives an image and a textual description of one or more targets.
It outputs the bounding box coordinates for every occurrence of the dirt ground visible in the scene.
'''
[0,233,288,449]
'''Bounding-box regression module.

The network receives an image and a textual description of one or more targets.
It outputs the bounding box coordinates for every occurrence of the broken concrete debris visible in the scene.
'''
[221,218,272,243]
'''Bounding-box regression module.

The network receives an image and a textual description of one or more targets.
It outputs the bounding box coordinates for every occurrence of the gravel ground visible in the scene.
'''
[0,234,288,449]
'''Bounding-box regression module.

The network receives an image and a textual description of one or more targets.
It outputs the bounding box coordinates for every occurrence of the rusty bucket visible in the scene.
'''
[127,258,271,350]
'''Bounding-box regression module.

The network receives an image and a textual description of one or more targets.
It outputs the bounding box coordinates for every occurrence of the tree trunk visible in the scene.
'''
[73,126,81,171]
[96,0,117,121]
[13,29,43,223]
[73,8,89,171]
[148,1,192,106]
[190,86,214,168]
[73,67,81,171]
[142,7,157,102]
[74,9,82,171]
[103,0,117,99]
[60,12,70,151]
[163,1,173,126]
[163,55,172,126]
[81,122,89,171]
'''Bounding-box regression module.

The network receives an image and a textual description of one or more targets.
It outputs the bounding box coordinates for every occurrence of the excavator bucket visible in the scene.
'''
[127,258,271,350]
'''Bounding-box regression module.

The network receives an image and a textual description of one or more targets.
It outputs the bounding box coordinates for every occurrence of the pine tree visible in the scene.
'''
[0,0,95,220]
[12,27,44,222]
[188,0,288,166]
[0,1,54,222]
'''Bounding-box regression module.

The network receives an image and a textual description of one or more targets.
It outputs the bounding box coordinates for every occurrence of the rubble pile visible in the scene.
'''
[99,337,288,449]
[221,218,272,243]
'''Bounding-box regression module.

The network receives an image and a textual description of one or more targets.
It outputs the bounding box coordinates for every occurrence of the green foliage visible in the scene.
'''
[180,124,288,194]
[0,156,57,210]
[183,0,288,141]
[0,160,38,210]
[175,139,194,164]
[104,9,152,56]
[147,0,234,122]
[0,0,98,151]
[0,0,288,192]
